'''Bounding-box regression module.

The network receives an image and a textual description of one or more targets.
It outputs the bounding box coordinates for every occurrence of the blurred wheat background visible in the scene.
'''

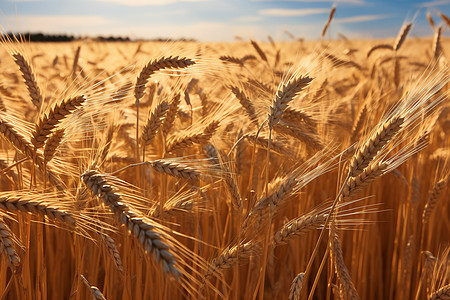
[0,3,449,300]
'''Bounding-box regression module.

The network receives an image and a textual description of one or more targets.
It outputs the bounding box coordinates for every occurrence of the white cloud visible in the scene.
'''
[6,15,114,34]
[252,0,366,4]
[335,14,391,23]
[418,0,450,7]
[259,8,330,17]
[95,0,207,6]
[235,16,263,22]
[116,22,267,41]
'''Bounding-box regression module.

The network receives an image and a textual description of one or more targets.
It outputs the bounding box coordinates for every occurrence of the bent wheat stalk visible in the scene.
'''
[81,169,180,276]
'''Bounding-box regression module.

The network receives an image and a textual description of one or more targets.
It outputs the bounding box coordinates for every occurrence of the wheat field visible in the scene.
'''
[0,12,449,300]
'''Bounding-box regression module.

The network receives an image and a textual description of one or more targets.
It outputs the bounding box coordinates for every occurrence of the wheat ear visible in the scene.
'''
[432,26,442,60]
[321,5,336,38]
[205,144,241,209]
[273,122,323,151]
[0,218,21,271]
[162,93,181,136]
[231,86,259,126]
[167,120,220,152]
[0,196,75,225]
[44,129,65,162]
[422,177,447,223]
[250,40,268,63]
[268,76,312,129]
[31,95,86,148]
[134,56,195,103]
[206,241,257,277]
[12,53,43,108]
[72,46,81,75]
[81,169,180,276]
[330,226,361,300]
[243,133,285,154]
[366,44,393,58]
[352,104,368,140]
[0,118,63,188]
[288,273,305,300]
[393,23,412,51]
[348,116,403,177]
[340,162,388,202]
[429,284,450,300]
[427,12,436,29]
[282,107,317,132]
[220,56,244,66]
[273,213,328,246]
[80,275,106,300]
[141,101,170,146]
[100,232,124,275]
[147,159,200,181]
[438,12,450,27]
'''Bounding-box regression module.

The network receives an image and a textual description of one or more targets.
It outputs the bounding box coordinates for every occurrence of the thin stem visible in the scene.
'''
[257,127,272,300]
[302,174,350,299]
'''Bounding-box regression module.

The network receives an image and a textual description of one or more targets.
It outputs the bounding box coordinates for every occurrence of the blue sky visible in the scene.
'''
[1,0,449,41]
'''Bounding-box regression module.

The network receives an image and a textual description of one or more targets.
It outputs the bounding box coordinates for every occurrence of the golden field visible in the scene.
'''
[0,23,449,300]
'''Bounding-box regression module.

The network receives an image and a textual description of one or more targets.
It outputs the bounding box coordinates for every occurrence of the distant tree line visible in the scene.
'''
[5,32,196,42]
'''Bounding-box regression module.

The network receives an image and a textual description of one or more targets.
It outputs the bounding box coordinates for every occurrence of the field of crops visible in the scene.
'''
[0,12,449,300]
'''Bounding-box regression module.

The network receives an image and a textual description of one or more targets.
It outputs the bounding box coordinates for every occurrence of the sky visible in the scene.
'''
[0,0,449,41]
